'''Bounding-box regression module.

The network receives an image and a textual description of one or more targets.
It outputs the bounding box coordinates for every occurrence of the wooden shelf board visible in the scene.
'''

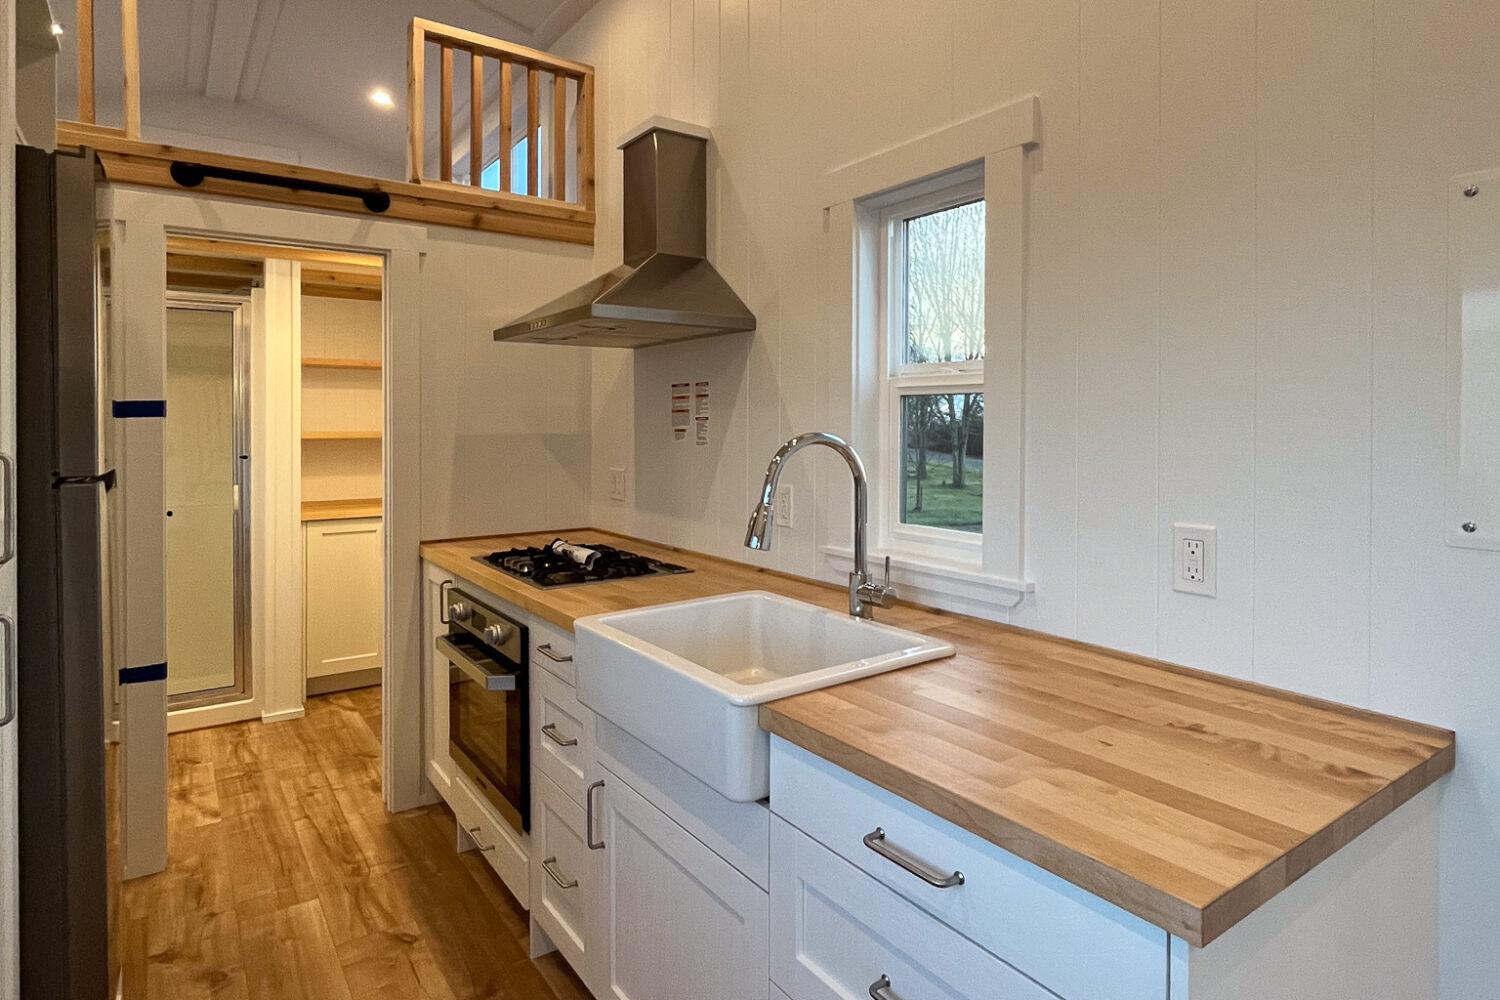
[302,431,382,441]
[303,357,382,370]
[302,498,383,522]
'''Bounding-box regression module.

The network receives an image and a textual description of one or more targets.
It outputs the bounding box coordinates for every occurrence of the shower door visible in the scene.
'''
[164,300,250,707]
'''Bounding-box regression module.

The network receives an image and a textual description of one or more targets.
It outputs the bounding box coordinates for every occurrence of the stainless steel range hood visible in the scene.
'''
[494,120,755,348]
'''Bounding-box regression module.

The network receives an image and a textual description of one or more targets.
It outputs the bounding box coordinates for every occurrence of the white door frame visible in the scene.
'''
[100,187,431,886]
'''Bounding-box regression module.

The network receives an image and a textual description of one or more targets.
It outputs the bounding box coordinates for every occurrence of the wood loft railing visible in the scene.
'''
[56,7,595,244]
[408,19,595,210]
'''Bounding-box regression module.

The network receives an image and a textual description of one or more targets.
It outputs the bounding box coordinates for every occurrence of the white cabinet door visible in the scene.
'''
[596,765,768,1000]
[303,517,382,680]
[532,772,599,987]
[771,817,1055,1000]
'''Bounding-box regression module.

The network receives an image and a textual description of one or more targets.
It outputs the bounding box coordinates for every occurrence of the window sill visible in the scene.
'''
[819,545,1033,618]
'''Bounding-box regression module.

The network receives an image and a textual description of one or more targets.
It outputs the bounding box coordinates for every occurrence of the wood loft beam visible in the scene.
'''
[54,125,595,245]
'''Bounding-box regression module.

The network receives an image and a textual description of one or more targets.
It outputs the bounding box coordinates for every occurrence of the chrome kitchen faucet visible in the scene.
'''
[745,432,896,620]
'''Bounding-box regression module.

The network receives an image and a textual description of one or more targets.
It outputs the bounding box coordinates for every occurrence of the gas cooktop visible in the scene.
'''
[478,538,692,589]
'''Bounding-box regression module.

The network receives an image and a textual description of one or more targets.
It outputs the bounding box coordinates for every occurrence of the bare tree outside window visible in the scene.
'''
[898,200,985,533]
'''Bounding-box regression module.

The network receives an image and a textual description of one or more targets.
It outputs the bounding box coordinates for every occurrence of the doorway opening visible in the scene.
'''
[160,238,386,735]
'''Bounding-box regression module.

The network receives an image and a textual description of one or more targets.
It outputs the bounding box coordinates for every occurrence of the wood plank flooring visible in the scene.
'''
[123,688,591,1000]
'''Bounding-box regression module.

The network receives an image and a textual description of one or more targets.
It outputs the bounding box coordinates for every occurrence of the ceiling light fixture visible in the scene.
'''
[50,22,65,35]
[369,87,395,110]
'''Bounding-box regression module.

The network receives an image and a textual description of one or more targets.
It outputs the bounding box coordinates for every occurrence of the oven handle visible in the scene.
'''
[436,634,519,692]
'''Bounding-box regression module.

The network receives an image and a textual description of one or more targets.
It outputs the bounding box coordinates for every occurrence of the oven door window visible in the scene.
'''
[445,632,527,831]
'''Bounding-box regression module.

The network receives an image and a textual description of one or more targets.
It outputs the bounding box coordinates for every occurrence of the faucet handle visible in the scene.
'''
[861,556,896,609]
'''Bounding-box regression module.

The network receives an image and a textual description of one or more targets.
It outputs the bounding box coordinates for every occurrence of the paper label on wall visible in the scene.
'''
[694,381,709,445]
[671,382,690,439]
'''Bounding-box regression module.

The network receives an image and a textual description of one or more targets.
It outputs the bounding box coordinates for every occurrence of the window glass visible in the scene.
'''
[899,392,984,533]
[902,200,986,366]
[479,136,532,195]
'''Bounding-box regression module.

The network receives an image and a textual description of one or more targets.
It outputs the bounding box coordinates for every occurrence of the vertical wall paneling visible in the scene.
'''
[1367,2,1500,996]
[1002,0,1083,638]
[1156,0,1256,677]
[1073,0,1162,655]
[1252,0,1374,703]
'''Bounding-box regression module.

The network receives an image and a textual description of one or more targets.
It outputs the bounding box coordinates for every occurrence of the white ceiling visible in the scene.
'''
[53,0,598,176]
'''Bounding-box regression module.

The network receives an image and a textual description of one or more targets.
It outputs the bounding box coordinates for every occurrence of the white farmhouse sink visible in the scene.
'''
[573,591,954,801]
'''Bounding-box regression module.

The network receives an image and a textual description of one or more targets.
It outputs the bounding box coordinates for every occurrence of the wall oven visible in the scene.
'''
[437,588,529,833]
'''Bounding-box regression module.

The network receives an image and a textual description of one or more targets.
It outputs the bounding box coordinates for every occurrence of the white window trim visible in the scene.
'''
[818,96,1039,616]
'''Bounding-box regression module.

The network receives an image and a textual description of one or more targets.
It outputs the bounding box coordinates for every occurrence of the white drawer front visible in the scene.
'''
[533,772,598,987]
[449,771,530,910]
[535,667,591,806]
[771,738,1166,1000]
[530,616,577,685]
[771,817,1054,1000]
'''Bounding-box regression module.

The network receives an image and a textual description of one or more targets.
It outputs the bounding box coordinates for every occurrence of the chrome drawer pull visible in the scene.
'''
[466,825,496,853]
[541,722,579,747]
[542,856,579,889]
[863,828,964,888]
[586,780,605,850]
[869,975,902,1000]
[537,642,573,663]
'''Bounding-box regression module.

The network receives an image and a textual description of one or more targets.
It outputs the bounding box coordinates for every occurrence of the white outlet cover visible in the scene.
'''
[1172,523,1217,597]
[775,484,794,528]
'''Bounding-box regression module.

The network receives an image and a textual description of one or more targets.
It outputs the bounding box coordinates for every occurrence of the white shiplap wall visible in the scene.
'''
[556,0,1500,994]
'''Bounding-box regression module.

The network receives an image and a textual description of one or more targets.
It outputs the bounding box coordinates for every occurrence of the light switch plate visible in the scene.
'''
[1172,523,1217,597]
[609,467,627,502]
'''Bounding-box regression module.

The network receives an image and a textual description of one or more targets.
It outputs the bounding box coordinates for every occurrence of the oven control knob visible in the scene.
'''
[448,602,471,622]
[484,623,513,646]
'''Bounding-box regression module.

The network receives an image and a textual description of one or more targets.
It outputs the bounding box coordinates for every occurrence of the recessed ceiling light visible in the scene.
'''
[369,87,395,110]
[50,22,65,36]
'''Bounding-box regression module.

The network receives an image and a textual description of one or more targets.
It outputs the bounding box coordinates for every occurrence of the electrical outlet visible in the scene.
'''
[774,484,794,528]
[1172,524,1216,597]
[609,467,627,502]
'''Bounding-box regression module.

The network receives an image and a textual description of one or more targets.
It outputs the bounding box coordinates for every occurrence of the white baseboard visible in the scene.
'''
[261,706,307,724]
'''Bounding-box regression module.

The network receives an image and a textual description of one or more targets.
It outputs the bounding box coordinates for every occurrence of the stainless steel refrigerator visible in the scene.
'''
[15,145,119,999]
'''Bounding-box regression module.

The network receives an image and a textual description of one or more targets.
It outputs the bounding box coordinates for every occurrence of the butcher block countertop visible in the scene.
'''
[421,529,1455,947]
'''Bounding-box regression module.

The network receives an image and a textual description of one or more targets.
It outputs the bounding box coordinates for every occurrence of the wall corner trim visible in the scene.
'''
[819,95,1040,209]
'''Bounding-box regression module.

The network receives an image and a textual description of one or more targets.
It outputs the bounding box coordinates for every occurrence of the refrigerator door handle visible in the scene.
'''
[0,613,15,727]
[1,452,14,565]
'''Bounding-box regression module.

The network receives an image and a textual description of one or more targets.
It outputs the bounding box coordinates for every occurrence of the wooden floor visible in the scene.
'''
[123,687,592,1000]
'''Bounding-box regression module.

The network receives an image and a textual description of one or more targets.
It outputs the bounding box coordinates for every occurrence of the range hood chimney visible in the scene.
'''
[493,118,756,348]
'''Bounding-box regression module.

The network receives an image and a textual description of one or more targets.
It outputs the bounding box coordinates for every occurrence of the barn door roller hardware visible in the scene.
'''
[168,160,393,214]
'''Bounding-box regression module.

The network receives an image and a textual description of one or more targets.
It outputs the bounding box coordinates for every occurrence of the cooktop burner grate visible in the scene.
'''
[477,539,691,588]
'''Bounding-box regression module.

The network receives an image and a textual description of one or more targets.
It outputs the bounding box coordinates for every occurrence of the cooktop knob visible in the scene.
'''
[484,623,512,646]
[448,602,471,622]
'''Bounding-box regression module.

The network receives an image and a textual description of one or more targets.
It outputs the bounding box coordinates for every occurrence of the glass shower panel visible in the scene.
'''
[164,307,242,700]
